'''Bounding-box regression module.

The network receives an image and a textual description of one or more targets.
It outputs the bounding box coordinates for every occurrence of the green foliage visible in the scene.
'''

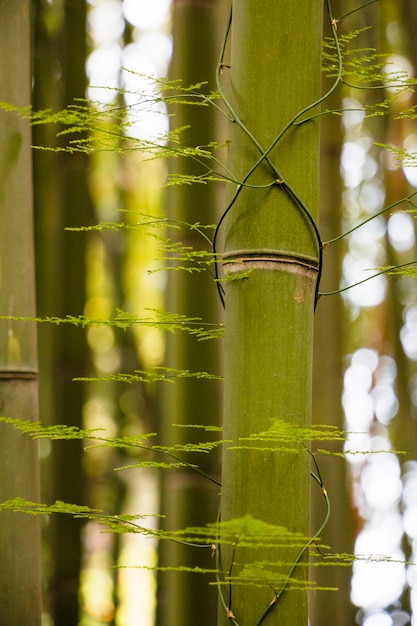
[74,366,223,384]
[0,307,223,340]
[322,25,416,118]
[0,77,226,189]
[0,416,223,485]
[0,416,99,440]
[322,27,383,82]
[375,143,417,172]
[0,497,158,535]
[228,419,349,453]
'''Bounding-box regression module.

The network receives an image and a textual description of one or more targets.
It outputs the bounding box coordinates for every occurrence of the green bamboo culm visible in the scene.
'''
[32,1,90,622]
[218,1,323,624]
[0,1,43,624]
[156,1,224,625]
[310,1,356,620]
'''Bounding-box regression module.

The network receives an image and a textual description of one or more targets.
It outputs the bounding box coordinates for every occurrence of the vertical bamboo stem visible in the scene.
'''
[0,2,42,624]
[219,1,322,623]
[157,1,224,624]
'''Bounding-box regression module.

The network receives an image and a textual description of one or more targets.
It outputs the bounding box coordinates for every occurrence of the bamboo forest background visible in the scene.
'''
[2,1,417,625]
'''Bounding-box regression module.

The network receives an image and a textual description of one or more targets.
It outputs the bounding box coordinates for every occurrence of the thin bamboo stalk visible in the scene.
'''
[0,2,42,624]
[156,1,224,625]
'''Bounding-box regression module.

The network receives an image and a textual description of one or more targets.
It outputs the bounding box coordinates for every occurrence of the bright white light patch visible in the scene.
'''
[383,54,414,93]
[342,218,387,308]
[342,253,387,307]
[361,455,402,509]
[400,306,417,360]
[344,362,374,392]
[402,134,417,186]
[352,348,379,374]
[363,611,392,626]
[343,390,374,430]
[87,43,123,103]
[387,212,415,252]
[342,98,365,129]
[351,556,406,611]
[123,0,171,31]
[88,0,125,45]
[372,385,398,425]
[341,142,366,189]
[359,181,385,216]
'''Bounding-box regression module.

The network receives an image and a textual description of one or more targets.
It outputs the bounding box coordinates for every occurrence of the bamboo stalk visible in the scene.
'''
[156,1,224,624]
[0,2,42,624]
[219,1,323,623]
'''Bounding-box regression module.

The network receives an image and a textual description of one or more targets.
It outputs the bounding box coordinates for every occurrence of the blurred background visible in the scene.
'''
[30,1,417,625]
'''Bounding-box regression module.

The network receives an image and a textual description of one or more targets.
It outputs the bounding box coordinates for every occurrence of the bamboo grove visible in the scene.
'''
[1,1,417,625]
